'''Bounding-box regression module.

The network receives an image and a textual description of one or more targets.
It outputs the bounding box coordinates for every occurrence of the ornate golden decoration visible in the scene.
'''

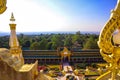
[97,0,120,80]
[0,0,7,14]
[60,47,71,62]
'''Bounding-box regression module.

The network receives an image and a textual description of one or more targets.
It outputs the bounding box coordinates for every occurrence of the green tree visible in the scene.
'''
[30,42,40,50]
[51,42,57,50]
[51,35,64,49]
[23,40,30,47]
[39,38,48,50]
[76,31,81,35]
[46,42,53,50]
[72,33,85,48]
[83,36,99,49]
[0,36,9,48]
[64,35,72,47]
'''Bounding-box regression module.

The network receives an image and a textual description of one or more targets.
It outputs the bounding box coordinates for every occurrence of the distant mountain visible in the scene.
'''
[0,32,9,36]
[17,31,100,35]
[0,31,100,36]
[81,31,100,35]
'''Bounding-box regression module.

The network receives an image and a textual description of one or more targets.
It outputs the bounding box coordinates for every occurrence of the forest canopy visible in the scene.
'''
[0,31,99,50]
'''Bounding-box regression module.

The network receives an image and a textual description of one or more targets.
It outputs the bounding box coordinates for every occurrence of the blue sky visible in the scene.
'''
[0,0,117,32]
[45,0,117,31]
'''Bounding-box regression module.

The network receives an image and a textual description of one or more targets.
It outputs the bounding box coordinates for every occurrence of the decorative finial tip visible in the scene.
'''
[10,12,15,21]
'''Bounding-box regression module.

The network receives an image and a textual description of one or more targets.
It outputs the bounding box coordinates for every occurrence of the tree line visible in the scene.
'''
[0,31,99,50]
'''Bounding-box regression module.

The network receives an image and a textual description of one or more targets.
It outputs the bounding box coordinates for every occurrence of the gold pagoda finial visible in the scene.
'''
[10,12,15,22]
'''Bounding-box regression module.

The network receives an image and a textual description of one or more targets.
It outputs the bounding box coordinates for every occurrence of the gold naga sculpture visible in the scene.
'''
[0,0,7,14]
[97,0,120,80]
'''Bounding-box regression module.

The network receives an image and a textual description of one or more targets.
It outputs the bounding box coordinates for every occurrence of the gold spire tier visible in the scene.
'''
[9,24,16,30]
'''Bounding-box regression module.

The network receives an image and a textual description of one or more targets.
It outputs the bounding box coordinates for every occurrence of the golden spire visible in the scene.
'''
[9,12,24,64]
[10,12,15,22]
[9,12,18,47]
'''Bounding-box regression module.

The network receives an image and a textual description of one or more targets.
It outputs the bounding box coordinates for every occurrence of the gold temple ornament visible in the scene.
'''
[0,0,7,14]
[97,0,120,80]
